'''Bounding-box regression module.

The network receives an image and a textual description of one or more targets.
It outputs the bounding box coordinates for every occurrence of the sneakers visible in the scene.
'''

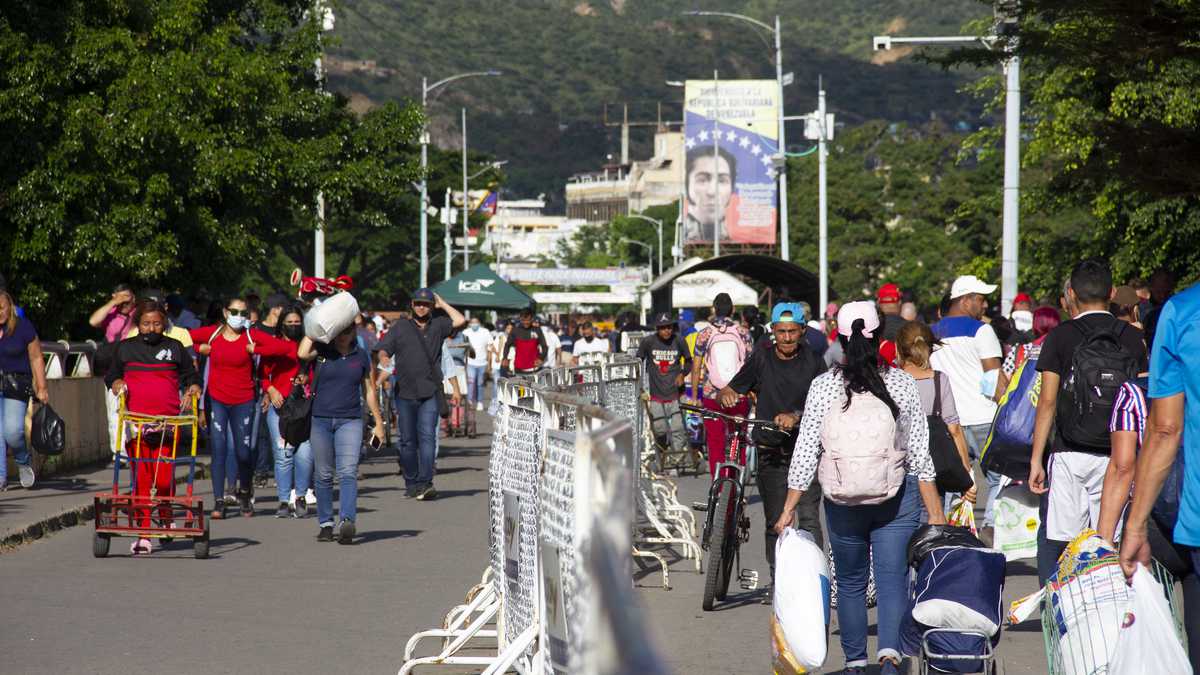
[475,402,483,412]
[403,485,418,499]
[294,494,307,518]
[879,658,901,675]
[238,489,254,517]
[337,519,356,545]
[415,485,438,501]
[276,503,290,518]
[223,493,239,507]
[18,464,35,489]
[304,488,316,504]
[254,473,268,489]
[317,525,334,542]
[211,505,225,520]
[130,537,153,555]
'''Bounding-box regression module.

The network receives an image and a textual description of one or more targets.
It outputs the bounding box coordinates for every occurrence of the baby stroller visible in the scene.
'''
[902,525,1008,674]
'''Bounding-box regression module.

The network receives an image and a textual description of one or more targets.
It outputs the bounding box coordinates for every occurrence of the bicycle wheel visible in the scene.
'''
[702,480,736,611]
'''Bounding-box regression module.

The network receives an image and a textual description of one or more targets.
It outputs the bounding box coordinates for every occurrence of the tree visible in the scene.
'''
[0,1,423,335]
[942,0,1200,288]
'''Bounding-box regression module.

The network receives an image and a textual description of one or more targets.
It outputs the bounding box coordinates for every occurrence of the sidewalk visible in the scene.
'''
[0,458,208,551]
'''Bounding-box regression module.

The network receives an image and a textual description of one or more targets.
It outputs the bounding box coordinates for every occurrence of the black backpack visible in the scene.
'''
[1057,319,1139,449]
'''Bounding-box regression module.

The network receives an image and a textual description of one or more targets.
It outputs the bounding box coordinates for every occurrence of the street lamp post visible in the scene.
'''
[419,70,502,288]
[683,11,790,261]
[873,31,1020,314]
[312,1,334,278]
[626,214,663,276]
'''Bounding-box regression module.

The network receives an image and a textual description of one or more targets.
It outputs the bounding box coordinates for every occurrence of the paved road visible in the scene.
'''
[0,430,497,675]
[1,412,1061,674]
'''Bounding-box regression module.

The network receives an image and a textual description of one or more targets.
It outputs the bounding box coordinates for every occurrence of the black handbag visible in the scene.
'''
[31,403,66,456]
[0,371,33,400]
[928,374,975,494]
[278,363,317,447]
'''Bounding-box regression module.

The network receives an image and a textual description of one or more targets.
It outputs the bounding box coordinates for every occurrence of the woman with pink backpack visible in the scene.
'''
[774,301,947,675]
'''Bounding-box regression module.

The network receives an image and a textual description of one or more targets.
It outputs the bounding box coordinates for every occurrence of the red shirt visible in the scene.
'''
[259,340,301,398]
[189,326,290,405]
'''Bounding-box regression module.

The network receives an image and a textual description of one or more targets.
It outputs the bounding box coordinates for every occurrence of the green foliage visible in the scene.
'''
[327,0,987,204]
[942,0,1200,288]
[0,0,423,335]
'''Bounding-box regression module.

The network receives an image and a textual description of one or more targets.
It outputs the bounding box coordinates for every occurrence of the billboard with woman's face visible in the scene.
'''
[682,80,779,246]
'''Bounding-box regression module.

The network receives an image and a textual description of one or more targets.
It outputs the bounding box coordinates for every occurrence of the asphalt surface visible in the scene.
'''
[1,412,1074,674]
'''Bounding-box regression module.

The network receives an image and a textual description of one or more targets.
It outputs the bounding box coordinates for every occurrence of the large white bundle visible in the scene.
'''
[304,292,359,344]
[774,528,830,670]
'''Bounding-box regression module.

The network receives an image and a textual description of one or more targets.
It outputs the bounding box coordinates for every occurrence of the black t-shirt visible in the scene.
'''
[727,344,826,422]
[376,315,453,400]
[637,334,692,400]
[1037,312,1148,453]
[881,313,909,341]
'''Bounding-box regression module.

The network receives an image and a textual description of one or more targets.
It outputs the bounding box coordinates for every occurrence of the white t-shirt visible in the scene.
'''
[489,332,507,369]
[930,315,1004,427]
[573,335,610,356]
[462,326,492,367]
[541,327,562,368]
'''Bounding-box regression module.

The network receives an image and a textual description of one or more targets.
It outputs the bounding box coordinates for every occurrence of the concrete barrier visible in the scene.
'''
[5,377,110,480]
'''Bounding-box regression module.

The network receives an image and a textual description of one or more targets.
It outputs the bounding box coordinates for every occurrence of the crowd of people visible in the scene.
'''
[2,260,1198,671]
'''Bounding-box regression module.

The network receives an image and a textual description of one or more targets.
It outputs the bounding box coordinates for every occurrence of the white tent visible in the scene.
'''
[639,270,758,309]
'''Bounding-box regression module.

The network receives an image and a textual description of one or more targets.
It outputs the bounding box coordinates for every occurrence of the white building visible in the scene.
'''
[481,198,586,265]
[565,130,684,224]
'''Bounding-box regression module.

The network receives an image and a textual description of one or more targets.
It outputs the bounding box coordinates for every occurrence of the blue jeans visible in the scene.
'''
[311,416,362,526]
[826,476,923,667]
[466,364,487,403]
[490,367,502,401]
[208,399,254,502]
[396,396,438,488]
[266,406,313,504]
[0,396,31,485]
[943,423,1003,527]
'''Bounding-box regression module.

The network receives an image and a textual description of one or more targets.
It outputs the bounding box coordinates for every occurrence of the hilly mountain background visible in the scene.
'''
[326,0,990,210]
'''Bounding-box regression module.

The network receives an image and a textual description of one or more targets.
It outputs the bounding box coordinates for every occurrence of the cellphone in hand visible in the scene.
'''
[369,434,384,450]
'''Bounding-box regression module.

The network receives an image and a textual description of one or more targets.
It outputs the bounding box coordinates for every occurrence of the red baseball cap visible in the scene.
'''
[876,283,901,304]
[1013,292,1033,305]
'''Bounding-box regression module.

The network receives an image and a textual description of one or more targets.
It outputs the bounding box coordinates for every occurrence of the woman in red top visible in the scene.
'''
[107,299,202,554]
[259,304,313,518]
[189,297,289,518]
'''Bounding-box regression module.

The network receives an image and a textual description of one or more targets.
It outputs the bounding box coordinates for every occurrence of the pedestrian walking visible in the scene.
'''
[776,301,946,675]
[189,298,290,518]
[90,284,137,455]
[637,312,693,470]
[260,305,314,518]
[571,321,610,364]
[297,327,385,544]
[375,289,465,500]
[719,302,825,590]
[462,317,492,412]
[689,292,753,477]
[489,322,511,400]
[0,290,49,490]
[931,275,1006,538]
[502,309,546,376]
[1115,278,1200,669]
[105,299,202,554]
[1029,259,1147,583]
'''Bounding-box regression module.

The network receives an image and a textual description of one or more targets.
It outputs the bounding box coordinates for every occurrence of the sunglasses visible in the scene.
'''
[226,308,246,316]
[412,302,433,309]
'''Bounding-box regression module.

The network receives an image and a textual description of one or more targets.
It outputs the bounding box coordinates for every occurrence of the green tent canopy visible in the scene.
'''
[432,263,535,310]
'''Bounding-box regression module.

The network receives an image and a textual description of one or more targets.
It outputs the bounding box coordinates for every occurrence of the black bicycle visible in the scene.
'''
[682,403,784,611]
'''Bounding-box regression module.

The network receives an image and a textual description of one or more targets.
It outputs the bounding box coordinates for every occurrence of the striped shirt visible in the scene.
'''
[1109,380,1148,444]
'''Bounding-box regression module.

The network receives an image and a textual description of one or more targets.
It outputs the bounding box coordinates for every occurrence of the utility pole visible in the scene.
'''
[713,70,721,258]
[312,1,334,278]
[444,186,452,281]
[462,107,470,271]
[817,82,828,313]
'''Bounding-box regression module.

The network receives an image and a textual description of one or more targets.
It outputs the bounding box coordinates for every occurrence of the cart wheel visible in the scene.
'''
[193,526,210,560]
[92,532,111,558]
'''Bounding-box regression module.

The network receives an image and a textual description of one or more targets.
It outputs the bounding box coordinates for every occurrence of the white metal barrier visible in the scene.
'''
[399,359,674,674]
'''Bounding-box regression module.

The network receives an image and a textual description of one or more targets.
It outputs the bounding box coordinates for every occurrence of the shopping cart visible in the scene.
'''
[93,394,209,558]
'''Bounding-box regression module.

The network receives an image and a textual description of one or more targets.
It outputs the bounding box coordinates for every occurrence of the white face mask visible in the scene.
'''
[469,322,480,330]
[227,315,249,331]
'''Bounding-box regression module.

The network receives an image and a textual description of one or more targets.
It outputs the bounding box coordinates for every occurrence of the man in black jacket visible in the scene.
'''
[719,302,825,590]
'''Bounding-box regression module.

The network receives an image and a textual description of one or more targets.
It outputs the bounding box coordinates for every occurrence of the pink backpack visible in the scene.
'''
[818,391,906,505]
[704,324,748,390]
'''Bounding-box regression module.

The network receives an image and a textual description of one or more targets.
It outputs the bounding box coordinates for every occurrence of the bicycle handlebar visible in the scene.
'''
[679,403,787,432]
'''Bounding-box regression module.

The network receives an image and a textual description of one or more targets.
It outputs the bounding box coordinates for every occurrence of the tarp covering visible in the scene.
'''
[433,263,535,310]
[639,270,757,308]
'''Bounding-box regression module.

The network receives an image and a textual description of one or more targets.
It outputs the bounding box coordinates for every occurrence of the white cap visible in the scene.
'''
[950,275,998,300]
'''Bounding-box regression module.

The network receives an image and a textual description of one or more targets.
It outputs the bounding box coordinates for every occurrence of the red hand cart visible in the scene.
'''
[93,394,209,558]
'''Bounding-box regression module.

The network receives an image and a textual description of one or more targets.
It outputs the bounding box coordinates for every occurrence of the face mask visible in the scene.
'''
[1011,310,1033,332]
[469,322,480,330]
[140,332,164,346]
[227,315,249,331]
[283,325,304,341]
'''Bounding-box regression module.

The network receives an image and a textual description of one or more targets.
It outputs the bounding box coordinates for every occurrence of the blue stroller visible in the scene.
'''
[902,525,1008,674]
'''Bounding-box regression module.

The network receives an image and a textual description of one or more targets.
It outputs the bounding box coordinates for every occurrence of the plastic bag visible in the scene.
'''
[303,292,359,344]
[773,528,830,671]
[770,613,807,674]
[1108,564,1191,675]
[907,524,984,568]
[948,497,976,536]
[992,483,1040,561]
[31,403,65,456]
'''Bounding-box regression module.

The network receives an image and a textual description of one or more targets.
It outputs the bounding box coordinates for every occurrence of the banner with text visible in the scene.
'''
[683,79,779,246]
